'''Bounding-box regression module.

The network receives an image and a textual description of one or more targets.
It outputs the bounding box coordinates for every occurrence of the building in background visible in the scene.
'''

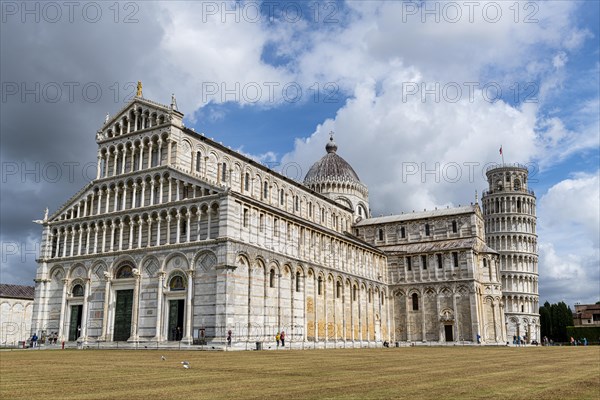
[573,304,600,326]
[0,284,34,346]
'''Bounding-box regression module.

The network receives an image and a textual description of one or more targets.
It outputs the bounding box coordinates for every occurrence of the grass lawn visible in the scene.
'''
[1,346,598,400]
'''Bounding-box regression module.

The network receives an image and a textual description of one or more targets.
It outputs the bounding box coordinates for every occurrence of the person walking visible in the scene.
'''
[280,331,286,347]
[31,333,38,348]
[275,331,280,348]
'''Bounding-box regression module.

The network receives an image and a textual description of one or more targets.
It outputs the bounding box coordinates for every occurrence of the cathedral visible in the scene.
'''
[31,90,539,347]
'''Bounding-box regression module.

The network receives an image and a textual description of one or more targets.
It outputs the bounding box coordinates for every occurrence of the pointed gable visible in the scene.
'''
[96,96,184,143]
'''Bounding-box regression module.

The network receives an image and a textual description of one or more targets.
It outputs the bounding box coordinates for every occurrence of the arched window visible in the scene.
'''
[263,181,269,199]
[425,224,430,236]
[195,151,202,172]
[181,219,187,236]
[169,275,185,291]
[353,285,357,301]
[295,196,299,211]
[336,281,342,299]
[72,284,84,297]
[378,229,384,241]
[295,272,301,292]
[400,226,406,238]
[152,147,159,167]
[280,189,285,205]
[317,276,323,295]
[221,162,227,181]
[368,289,372,303]
[452,220,457,233]
[244,173,250,191]
[116,265,133,279]
[412,293,419,311]
[269,269,275,288]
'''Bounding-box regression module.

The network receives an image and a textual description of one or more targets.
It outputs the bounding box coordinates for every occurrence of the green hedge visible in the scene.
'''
[566,326,600,344]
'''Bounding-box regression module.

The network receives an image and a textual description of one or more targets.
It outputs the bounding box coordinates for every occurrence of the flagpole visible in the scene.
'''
[500,145,505,165]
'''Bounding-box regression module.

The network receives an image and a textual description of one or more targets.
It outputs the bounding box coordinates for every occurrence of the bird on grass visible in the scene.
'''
[161,355,166,361]
[181,361,190,369]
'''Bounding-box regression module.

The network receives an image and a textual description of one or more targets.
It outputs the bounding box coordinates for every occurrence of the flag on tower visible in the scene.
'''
[499,146,503,155]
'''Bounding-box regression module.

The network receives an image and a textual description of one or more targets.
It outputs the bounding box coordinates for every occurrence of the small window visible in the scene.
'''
[368,290,372,303]
[378,229,384,241]
[169,275,185,291]
[221,162,227,181]
[280,189,285,205]
[274,218,279,237]
[259,214,264,232]
[181,219,187,236]
[452,220,457,233]
[72,284,84,297]
[182,185,189,199]
[412,293,419,311]
[425,224,430,236]
[336,281,342,298]
[263,181,269,199]
[453,252,459,268]
[317,276,323,295]
[381,293,385,305]
[295,196,299,211]
[296,272,301,292]
[244,173,250,191]
[407,257,412,271]
[483,258,487,268]
[309,202,313,217]
[353,286,357,301]
[400,226,406,238]
[243,208,248,228]
[437,254,443,269]
[421,255,427,270]
[269,269,275,288]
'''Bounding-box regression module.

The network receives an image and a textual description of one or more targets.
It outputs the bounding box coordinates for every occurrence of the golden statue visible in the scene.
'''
[136,81,142,97]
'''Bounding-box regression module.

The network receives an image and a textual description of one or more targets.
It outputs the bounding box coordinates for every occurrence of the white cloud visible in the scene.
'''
[281,73,539,214]
[537,171,600,304]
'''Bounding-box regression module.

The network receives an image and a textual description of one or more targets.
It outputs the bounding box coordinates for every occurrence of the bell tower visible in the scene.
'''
[481,164,539,343]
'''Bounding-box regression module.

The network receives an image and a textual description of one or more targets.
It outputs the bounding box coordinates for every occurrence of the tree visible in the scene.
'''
[539,301,574,342]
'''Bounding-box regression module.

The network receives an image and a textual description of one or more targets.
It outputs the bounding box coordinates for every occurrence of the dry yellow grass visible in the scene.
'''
[1,346,599,400]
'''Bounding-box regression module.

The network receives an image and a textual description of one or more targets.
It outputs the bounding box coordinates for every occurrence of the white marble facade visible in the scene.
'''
[31,93,537,346]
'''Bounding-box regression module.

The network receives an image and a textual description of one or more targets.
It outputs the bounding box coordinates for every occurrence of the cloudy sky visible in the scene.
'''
[1,1,598,306]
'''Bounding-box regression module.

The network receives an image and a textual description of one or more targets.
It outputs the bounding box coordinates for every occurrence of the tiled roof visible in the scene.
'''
[0,284,35,300]
[356,205,476,226]
[377,237,497,254]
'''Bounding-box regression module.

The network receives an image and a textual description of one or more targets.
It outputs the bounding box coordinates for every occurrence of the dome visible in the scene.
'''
[303,135,361,184]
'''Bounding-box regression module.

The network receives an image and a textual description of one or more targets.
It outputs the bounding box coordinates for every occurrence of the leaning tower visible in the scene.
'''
[482,164,539,343]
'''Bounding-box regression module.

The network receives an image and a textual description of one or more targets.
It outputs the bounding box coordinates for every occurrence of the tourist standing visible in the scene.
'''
[280,331,286,347]
[275,331,280,348]
[31,333,38,348]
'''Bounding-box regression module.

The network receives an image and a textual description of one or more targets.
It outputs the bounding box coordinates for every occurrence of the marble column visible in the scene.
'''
[182,269,194,344]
